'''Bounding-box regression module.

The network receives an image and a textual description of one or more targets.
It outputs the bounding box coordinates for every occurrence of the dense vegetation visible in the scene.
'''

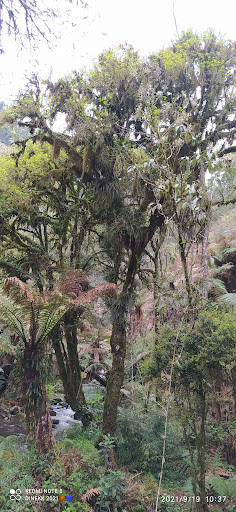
[0,31,236,511]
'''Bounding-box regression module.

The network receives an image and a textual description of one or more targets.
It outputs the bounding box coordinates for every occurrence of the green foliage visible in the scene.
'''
[206,475,236,501]
[116,408,189,483]
[96,470,125,511]
[0,278,70,345]
[0,32,236,510]
[0,436,47,512]
[62,428,101,466]
[207,422,236,448]
[98,434,116,468]
[175,307,236,388]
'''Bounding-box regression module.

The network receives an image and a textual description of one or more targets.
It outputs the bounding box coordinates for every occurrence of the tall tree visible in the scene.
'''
[2,32,236,442]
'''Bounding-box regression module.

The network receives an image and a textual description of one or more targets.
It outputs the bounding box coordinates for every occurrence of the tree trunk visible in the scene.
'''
[196,385,210,512]
[101,213,166,439]
[231,366,236,413]
[153,250,160,335]
[52,318,86,411]
[64,310,86,408]
[102,252,138,438]
[36,383,56,455]
[102,301,126,437]
[178,230,193,307]
[22,342,55,454]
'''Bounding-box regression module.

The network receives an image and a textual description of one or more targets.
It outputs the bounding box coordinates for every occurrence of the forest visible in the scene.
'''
[0,30,236,512]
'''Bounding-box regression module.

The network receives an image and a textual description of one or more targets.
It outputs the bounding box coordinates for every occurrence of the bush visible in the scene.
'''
[116,408,189,483]
[96,470,125,512]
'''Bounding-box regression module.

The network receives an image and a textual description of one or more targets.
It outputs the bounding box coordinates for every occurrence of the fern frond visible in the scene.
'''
[0,298,28,343]
[182,478,194,496]
[0,325,17,354]
[218,293,236,306]
[227,478,236,501]
[222,246,236,260]
[212,263,234,276]
[59,269,89,298]
[206,475,228,498]
[37,304,68,343]
[136,350,152,362]
[209,278,228,297]
[3,277,35,310]
[74,283,118,306]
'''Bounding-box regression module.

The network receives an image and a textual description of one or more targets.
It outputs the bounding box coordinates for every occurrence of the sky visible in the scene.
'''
[0,0,236,104]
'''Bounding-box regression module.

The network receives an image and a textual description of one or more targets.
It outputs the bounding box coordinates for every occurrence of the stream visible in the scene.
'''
[0,384,104,440]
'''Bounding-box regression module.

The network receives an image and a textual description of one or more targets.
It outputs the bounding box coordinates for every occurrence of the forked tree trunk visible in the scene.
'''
[101,213,166,440]
[52,318,86,411]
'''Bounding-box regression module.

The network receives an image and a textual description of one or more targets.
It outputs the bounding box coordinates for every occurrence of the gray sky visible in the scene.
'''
[0,0,236,103]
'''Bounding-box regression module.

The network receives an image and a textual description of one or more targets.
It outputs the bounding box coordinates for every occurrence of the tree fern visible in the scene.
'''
[3,277,35,311]
[208,449,226,472]
[222,246,236,259]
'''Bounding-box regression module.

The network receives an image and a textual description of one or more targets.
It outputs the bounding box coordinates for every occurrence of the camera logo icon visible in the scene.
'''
[10,489,22,501]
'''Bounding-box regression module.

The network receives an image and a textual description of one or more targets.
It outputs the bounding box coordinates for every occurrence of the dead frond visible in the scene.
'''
[74,283,118,306]
[3,277,35,305]
[59,269,89,298]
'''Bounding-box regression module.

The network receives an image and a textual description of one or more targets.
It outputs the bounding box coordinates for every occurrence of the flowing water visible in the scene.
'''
[0,384,104,439]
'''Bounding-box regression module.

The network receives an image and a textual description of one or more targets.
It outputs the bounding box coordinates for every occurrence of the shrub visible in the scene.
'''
[116,408,190,483]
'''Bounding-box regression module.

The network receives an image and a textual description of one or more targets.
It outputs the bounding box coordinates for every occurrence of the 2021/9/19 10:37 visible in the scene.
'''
[160,495,227,503]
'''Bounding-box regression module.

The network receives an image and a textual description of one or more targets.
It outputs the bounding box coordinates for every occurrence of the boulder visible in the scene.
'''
[51,398,63,405]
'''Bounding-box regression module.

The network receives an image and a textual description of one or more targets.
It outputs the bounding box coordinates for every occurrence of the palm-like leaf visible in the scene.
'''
[0,273,117,346]
[0,295,29,343]
[221,246,236,260]
[37,294,70,343]
[59,269,89,298]
[1,279,70,345]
